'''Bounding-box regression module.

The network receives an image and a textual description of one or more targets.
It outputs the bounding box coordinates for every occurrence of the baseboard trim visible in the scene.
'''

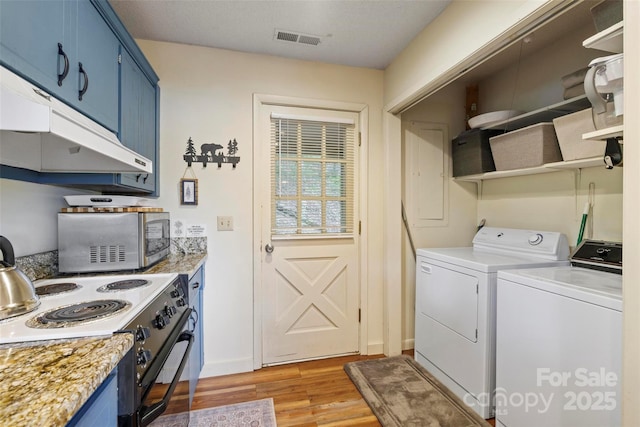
[199,357,254,379]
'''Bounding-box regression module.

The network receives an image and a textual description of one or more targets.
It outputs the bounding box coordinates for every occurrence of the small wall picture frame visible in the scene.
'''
[180,178,198,205]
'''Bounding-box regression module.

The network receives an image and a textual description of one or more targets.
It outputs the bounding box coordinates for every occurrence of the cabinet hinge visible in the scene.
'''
[358,309,361,323]
[358,221,361,235]
[358,132,362,147]
[118,54,122,64]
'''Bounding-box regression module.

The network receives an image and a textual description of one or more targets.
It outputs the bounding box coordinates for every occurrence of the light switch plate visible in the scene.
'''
[217,216,233,231]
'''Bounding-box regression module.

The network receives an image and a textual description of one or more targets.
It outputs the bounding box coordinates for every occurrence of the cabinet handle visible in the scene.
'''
[57,43,69,86]
[78,62,89,101]
[143,174,149,183]
[192,281,200,290]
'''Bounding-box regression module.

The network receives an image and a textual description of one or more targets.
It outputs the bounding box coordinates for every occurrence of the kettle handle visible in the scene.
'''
[0,236,16,265]
[584,65,607,114]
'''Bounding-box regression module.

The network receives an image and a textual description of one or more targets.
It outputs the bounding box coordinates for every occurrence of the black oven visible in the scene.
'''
[117,276,193,427]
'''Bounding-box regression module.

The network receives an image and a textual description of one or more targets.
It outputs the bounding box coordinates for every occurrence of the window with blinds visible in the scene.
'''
[270,115,355,236]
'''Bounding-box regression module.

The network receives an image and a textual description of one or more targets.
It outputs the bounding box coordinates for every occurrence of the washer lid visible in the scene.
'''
[417,247,568,273]
[499,266,622,310]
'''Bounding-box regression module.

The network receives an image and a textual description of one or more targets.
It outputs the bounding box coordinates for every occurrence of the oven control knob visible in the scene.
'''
[176,298,187,307]
[153,313,170,329]
[170,289,180,298]
[135,326,151,342]
[528,233,543,245]
[136,349,152,366]
[164,305,177,318]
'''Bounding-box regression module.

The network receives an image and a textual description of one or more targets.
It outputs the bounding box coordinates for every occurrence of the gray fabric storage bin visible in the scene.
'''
[489,123,562,171]
[553,109,606,161]
[451,129,502,177]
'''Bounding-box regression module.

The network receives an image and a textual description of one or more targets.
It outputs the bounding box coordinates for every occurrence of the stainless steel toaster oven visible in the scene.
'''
[58,212,170,273]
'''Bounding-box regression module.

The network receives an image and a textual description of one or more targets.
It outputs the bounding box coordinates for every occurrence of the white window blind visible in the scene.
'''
[270,115,355,236]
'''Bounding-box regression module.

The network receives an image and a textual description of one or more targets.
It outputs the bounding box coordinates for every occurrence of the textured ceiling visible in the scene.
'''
[109,0,452,70]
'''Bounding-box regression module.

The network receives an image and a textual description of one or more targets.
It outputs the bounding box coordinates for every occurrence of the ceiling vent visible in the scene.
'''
[274,29,321,46]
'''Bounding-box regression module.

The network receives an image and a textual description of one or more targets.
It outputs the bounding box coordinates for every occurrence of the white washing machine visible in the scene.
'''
[414,227,570,419]
[496,240,622,427]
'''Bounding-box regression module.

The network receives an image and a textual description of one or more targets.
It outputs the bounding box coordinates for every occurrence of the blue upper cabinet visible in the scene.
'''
[119,48,158,193]
[0,0,119,133]
[0,0,160,195]
[75,0,120,132]
[0,0,75,103]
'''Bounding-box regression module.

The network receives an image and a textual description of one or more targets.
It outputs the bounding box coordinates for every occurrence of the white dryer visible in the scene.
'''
[496,240,622,427]
[415,227,570,418]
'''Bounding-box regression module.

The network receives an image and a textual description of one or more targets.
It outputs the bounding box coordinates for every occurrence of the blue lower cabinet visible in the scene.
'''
[67,369,117,427]
[188,267,205,406]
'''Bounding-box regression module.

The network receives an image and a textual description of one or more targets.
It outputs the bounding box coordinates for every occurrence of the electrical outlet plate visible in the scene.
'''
[217,216,233,231]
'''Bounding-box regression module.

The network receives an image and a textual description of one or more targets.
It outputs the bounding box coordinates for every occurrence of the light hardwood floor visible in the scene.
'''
[162,350,496,426]
[190,353,386,426]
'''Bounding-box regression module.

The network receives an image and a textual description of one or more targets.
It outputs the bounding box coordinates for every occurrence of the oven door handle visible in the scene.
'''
[139,310,194,427]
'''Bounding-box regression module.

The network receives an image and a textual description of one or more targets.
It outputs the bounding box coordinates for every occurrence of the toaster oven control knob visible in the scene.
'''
[164,305,177,318]
[135,326,151,342]
[153,313,170,329]
[136,349,152,366]
[170,289,181,298]
[528,233,543,245]
[176,298,187,307]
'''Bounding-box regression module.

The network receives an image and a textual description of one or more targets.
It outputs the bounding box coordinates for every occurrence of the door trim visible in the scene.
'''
[252,94,369,369]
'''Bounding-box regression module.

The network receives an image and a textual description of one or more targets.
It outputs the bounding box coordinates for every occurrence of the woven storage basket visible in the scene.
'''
[553,109,606,161]
[489,123,562,171]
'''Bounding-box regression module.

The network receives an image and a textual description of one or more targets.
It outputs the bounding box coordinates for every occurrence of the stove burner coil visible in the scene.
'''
[26,299,131,328]
[98,279,150,292]
[35,282,80,296]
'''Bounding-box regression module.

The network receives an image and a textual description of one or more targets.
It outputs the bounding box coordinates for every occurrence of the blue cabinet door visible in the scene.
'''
[67,369,118,427]
[0,0,76,102]
[119,48,158,193]
[188,267,205,406]
[0,0,119,133]
[74,0,120,132]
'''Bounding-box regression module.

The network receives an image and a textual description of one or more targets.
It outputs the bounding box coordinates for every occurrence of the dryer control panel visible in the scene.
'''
[472,227,569,261]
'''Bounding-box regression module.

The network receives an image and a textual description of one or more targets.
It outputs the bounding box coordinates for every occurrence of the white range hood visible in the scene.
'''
[0,66,152,174]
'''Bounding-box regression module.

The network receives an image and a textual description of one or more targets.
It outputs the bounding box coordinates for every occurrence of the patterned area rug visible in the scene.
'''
[149,398,277,427]
[344,355,490,427]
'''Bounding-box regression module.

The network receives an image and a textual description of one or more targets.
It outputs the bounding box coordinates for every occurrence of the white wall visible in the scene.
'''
[137,40,385,376]
[479,23,601,113]
[384,0,557,112]
[0,179,90,256]
[399,83,479,348]
[478,168,622,245]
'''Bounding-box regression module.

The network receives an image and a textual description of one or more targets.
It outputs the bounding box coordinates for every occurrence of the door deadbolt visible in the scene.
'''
[265,243,274,253]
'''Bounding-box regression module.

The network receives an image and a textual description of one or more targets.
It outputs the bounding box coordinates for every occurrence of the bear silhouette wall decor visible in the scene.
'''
[183,137,240,168]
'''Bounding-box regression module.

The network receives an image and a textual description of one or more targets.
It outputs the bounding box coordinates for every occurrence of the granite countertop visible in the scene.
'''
[0,252,207,426]
[0,333,133,427]
[143,252,207,277]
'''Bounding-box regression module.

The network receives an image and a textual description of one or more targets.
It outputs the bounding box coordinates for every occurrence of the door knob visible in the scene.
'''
[265,243,274,253]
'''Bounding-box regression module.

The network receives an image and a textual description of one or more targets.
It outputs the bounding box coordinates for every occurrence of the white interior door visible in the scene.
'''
[257,104,360,366]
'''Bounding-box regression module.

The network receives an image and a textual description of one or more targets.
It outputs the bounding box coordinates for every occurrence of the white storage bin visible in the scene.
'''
[552,109,606,161]
[489,123,562,171]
